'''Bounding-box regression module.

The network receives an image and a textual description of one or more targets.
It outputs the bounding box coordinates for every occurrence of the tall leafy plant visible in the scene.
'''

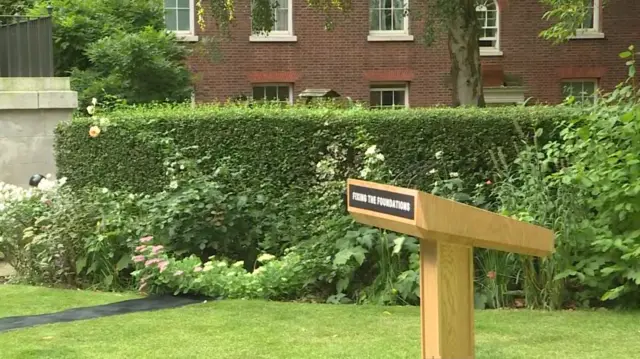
[551,46,640,306]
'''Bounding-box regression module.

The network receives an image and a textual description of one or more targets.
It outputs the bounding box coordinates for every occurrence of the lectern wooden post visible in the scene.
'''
[346,179,555,359]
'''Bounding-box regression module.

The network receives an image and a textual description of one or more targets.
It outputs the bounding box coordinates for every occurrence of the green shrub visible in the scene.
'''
[30,0,165,74]
[71,28,193,109]
[30,0,191,109]
[55,105,571,194]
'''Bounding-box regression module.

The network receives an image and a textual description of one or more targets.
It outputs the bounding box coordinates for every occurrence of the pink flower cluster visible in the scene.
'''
[132,236,171,293]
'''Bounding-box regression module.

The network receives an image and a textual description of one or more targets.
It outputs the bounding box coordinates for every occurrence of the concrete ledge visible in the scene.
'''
[0,92,39,109]
[0,77,77,110]
[39,91,79,109]
[0,77,72,92]
[0,90,78,110]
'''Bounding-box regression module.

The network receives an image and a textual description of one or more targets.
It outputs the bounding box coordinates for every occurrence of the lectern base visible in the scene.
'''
[420,240,475,359]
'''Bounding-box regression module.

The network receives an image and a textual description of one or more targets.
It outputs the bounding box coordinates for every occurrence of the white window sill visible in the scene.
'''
[569,31,605,40]
[368,34,414,42]
[176,34,199,42]
[480,48,503,57]
[249,35,297,42]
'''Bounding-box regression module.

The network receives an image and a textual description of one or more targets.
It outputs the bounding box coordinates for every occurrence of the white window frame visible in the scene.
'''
[250,0,297,42]
[476,0,502,56]
[251,83,294,104]
[571,0,604,39]
[368,0,414,42]
[561,79,598,104]
[164,0,199,42]
[369,83,410,109]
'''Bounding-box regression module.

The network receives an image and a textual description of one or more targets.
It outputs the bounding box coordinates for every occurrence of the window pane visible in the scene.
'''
[383,0,392,8]
[253,87,265,100]
[165,10,177,31]
[277,86,289,101]
[582,81,596,95]
[393,0,404,9]
[486,16,496,27]
[382,9,392,30]
[265,86,278,101]
[381,91,394,106]
[371,0,380,8]
[479,39,493,47]
[165,0,176,7]
[177,0,190,8]
[484,28,496,38]
[582,1,595,28]
[562,83,577,96]
[393,9,404,30]
[275,9,288,31]
[276,0,288,9]
[370,9,380,30]
[177,9,190,31]
[394,90,405,106]
[370,91,381,107]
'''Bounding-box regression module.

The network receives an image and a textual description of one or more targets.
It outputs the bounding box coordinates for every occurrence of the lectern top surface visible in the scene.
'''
[346,179,554,257]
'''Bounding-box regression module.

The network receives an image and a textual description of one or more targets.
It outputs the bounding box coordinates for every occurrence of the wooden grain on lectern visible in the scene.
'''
[346,179,554,359]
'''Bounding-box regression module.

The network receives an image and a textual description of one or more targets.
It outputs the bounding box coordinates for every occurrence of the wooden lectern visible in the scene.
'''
[346,179,555,359]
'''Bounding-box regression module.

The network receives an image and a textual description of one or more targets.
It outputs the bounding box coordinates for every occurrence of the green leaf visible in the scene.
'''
[601,285,625,301]
[629,65,636,78]
[453,193,471,202]
[75,256,87,274]
[104,274,114,287]
[619,51,632,58]
[553,269,578,280]
[576,126,590,141]
[358,233,374,248]
[334,249,353,266]
[474,292,488,310]
[336,277,349,293]
[237,195,248,207]
[393,236,406,255]
[351,246,368,266]
[116,254,131,271]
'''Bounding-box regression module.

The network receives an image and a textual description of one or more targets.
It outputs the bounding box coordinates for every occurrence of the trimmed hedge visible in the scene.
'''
[55,105,572,193]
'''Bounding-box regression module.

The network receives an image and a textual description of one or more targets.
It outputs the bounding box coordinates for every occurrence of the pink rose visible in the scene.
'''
[174,270,184,276]
[140,236,153,243]
[487,271,497,279]
[132,255,145,263]
[158,260,169,273]
[193,266,203,272]
[486,180,492,185]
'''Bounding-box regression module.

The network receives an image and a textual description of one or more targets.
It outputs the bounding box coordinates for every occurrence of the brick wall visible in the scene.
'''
[188,0,640,106]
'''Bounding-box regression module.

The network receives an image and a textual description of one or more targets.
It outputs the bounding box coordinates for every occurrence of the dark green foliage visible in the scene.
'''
[28,0,191,109]
[55,105,570,194]
[29,0,165,75]
[71,28,193,108]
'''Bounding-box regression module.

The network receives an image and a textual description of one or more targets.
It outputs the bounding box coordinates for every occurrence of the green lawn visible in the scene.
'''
[1,285,639,359]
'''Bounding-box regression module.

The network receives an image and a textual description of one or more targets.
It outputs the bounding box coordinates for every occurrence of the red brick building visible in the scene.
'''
[163,0,640,107]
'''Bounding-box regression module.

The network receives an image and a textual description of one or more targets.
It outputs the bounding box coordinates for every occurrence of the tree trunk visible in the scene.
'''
[448,0,485,107]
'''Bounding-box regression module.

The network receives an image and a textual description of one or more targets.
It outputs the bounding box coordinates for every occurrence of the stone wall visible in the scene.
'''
[0,77,77,187]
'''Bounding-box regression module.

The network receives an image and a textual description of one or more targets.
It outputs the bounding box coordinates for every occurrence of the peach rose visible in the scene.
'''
[89,126,101,138]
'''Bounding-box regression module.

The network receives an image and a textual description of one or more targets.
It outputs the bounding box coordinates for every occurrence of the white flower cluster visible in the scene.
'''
[0,182,32,211]
[0,175,67,212]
